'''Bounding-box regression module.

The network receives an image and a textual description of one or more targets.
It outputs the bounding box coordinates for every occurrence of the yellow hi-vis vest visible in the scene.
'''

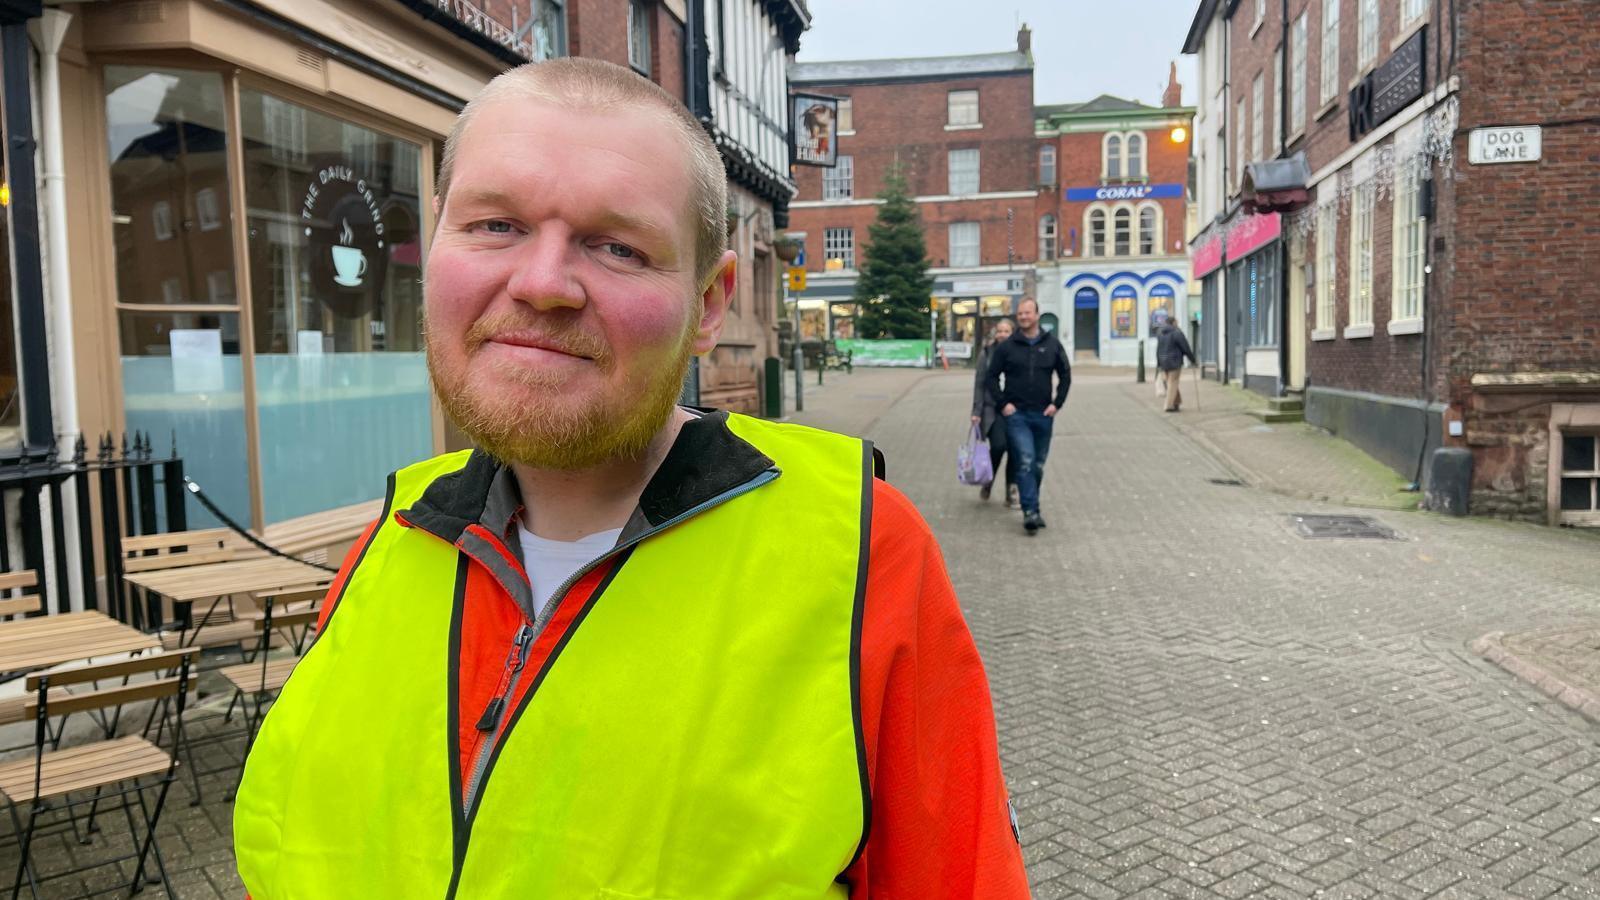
[234,414,871,899]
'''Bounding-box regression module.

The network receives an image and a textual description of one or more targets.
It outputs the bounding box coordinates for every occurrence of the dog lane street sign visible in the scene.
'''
[1468,126,1542,165]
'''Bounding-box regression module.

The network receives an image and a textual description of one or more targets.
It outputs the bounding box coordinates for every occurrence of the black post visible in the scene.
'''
[98,462,127,625]
[18,484,43,615]
[73,461,97,612]
[46,479,69,614]
[0,17,52,451]
[163,456,187,534]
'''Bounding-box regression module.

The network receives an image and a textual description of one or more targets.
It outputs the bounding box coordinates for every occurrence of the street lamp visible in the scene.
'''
[1170,125,1188,144]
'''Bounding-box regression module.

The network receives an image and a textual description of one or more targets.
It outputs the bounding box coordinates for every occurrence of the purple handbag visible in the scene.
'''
[957,424,994,486]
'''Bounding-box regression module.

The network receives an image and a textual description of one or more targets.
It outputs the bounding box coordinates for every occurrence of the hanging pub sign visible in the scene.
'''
[1349,27,1425,141]
[791,93,840,167]
[302,158,390,319]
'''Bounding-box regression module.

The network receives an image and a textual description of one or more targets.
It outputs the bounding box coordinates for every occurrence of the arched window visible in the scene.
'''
[1113,208,1132,256]
[1138,205,1159,255]
[1038,144,1056,187]
[1105,134,1123,179]
[1087,208,1107,257]
[1126,132,1145,177]
[1038,215,1057,261]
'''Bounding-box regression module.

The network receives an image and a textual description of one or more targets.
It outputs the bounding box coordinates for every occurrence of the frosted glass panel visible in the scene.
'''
[122,353,250,530]
[255,353,432,523]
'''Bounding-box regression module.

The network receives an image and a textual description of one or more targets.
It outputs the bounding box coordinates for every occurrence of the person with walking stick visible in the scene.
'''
[1153,310,1197,413]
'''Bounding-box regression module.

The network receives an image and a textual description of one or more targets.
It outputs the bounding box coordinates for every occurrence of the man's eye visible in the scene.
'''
[603,242,638,260]
[479,220,515,234]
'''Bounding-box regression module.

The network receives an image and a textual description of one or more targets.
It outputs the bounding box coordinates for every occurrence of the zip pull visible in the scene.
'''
[475,623,538,733]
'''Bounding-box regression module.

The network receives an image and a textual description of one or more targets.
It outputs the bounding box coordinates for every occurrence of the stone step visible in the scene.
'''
[1248,407,1305,424]
[1267,396,1305,413]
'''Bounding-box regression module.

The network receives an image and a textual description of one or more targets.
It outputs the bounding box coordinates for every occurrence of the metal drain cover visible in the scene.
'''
[1291,514,1401,540]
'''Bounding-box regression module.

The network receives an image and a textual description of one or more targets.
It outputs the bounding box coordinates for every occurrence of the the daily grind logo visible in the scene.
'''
[302,162,389,318]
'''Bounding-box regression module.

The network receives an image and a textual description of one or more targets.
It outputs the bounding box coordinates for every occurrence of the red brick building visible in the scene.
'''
[787,30,1037,348]
[564,0,807,413]
[1185,0,1599,525]
[1033,74,1195,367]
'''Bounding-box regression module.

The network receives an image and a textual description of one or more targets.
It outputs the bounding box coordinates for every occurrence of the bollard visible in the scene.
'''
[1423,447,1473,516]
[763,357,783,418]
[1136,340,1146,383]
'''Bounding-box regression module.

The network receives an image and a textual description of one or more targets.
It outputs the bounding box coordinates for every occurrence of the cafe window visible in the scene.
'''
[1315,202,1337,333]
[1349,179,1375,329]
[107,66,252,527]
[105,65,431,528]
[239,88,429,523]
[1391,156,1427,326]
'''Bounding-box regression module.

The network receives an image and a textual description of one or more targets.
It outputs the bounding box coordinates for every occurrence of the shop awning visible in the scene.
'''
[1242,152,1311,214]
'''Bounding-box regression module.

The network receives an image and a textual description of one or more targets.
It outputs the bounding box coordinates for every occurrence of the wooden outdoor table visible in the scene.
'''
[0,611,162,674]
[122,556,333,610]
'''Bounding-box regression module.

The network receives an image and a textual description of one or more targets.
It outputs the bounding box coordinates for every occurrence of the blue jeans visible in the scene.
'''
[1003,410,1055,514]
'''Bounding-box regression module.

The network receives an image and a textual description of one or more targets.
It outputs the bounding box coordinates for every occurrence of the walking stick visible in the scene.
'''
[1192,365,1202,412]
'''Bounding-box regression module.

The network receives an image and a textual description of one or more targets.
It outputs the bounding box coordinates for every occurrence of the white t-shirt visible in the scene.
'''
[517,525,624,620]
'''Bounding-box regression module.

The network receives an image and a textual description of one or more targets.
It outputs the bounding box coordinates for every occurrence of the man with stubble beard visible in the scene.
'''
[233,58,1028,899]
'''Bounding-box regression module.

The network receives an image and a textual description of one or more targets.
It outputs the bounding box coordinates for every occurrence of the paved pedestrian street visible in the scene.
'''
[795,370,1600,899]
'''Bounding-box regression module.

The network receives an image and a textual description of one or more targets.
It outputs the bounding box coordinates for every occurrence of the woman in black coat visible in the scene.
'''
[971,318,1019,505]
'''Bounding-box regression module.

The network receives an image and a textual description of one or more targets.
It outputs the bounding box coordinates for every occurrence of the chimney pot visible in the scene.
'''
[1017,24,1031,55]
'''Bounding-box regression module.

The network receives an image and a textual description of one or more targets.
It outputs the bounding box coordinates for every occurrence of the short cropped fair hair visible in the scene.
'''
[437,58,729,284]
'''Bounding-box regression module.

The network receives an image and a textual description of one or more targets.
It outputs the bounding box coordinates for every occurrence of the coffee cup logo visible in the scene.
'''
[302,160,389,318]
[331,219,367,287]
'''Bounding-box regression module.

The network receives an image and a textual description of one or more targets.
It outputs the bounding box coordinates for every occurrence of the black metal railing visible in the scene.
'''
[0,433,186,630]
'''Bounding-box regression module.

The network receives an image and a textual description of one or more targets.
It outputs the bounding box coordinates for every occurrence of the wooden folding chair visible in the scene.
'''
[0,648,197,899]
[177,587,323,805]
[0,571,43,622]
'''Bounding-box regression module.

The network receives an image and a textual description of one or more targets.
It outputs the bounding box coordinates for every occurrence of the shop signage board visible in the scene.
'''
[1192,235,1224,278]
[936,341,974,360]
[1064,183,1185,202]
[791,94,840,167]
[786,267,807,291]
[836,339,931,367]
[950,278,1011,294]
[1224,212,1282,263]
[1349,27,1425,141]
[1468,126,1542,164]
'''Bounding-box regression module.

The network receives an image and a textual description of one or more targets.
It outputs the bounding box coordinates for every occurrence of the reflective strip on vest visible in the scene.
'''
[235,417,869,899]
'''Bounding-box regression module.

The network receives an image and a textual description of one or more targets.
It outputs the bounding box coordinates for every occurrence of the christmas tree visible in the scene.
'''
[852,165,935,340]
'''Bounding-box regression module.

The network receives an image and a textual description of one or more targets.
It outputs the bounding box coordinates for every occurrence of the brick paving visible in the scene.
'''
[4,367,1599,898]
[795,370,1600,899]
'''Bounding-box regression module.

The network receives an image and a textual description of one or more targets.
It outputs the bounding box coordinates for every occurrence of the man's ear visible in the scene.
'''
[692,250,739,356]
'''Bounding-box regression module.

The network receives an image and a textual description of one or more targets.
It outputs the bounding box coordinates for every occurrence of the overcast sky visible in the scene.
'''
[796,0,1201,109]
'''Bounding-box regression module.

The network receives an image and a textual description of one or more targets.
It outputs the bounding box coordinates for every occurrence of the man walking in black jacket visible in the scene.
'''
[985,298,1071,534]
[1154,311,1197,412]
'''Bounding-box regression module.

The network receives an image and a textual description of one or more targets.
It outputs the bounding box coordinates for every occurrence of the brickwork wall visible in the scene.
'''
[1036,127,1190,262]
[567,0,630,65]
[1443,0,1600,518]
[789,70,1037,274]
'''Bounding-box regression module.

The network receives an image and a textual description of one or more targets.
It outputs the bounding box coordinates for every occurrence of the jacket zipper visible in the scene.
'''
[456,468,781,813]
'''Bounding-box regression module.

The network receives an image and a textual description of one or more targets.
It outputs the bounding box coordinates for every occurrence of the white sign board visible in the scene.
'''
[950,279,1011,295]
[170,329,224,393]
[936,341,974,360]
[1468,126,1542,165]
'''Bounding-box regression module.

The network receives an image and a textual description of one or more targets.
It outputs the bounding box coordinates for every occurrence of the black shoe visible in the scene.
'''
[1023,512,1041,534]
[980,481,993,501]
[1035,512,1048,528]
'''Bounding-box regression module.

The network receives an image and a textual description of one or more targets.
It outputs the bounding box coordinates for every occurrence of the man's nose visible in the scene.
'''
[504,228,585,312]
